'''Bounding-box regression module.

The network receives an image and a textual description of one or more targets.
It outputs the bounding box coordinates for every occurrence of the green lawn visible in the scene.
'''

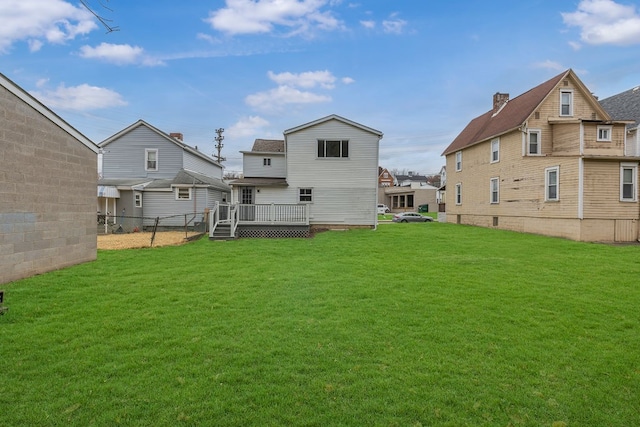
[1,223,639,426]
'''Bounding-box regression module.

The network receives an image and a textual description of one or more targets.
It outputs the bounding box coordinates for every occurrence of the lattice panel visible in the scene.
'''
[238,226,310,239]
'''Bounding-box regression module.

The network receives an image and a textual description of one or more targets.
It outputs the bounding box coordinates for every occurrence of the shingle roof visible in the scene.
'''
[599,86,640,129]
[251,139,285,152]
[442,70,569,156]
[229,177,288,187]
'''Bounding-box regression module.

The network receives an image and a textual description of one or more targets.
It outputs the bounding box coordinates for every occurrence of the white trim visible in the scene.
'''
[298,187,313,203]
[455,151,462,171]
[527,129,542,156]
[597,125,612,142]
[145,148,158,171]
[284,114,383,137]
[545,166,560,202]
[560,89,573,117]
[455,182,462,205]
[134,192,143,208]
[175,187,192,200]
[490,177,499,204]
[578,158,584,219]
[490,138,500,163]
[620,162,638,202]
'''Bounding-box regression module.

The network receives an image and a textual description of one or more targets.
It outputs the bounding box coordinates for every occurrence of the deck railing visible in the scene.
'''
[209,202,309,238]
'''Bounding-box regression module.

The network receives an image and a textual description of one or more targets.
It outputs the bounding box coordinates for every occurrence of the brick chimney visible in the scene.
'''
[170,132,183,141]
[493,92,509,113]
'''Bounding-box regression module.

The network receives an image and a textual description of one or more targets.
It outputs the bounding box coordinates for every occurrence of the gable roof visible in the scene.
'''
[99,119,223,167]
[0,72,98,154]
[251,139,285,153]
[442,69,610,156]
[283,114,383,137]
[599,86,640,129]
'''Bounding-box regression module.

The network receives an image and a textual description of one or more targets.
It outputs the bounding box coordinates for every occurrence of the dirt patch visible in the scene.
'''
[98,231,204,250]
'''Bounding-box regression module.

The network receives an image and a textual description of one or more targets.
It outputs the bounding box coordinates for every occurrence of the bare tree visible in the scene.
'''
[80,0,119,33]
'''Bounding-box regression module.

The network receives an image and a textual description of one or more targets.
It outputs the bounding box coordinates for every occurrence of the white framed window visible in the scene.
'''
[317,140,349,158]
[597,126,612,142]
[145,149,158,171]
[175,187,192,200]
[545,166,559,201]
[455,183,462,205]
[455,151,462,171]
[263,158,272,166]
[491,138,500,163]
[490,177,499,204]
[620,163,638,202]
[527,129,541,155]
[134,192,142,208]
[299,188,313,202]
[560,90,573,116]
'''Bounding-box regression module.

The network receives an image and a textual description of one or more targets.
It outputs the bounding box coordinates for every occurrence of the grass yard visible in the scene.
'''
[1,223,639,426]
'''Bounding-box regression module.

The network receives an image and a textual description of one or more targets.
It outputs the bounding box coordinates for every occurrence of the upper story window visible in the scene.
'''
[455,151,462,171]
[175,187,192,200]
[318,139,349,158]
[560,90,573,116]
[491,138,500,163]
[490,177,499,204]
[545,166,559,201]
[597,126,612,142]
[527,129,541,155]
[455,183,462,205]
[620,163,637,202]
[145,149,158,171]
[263,158,272,166]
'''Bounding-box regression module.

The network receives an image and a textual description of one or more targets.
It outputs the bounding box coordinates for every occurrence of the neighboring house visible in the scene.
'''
[436,165,447,222]
[380,183,438,213]
[599,85,640,157]
[0,72,98,284]
[378,167,394,187]
[98,120,231,232]
[442,69,639,242]
[227,114,383,237]
[395,171,429,187]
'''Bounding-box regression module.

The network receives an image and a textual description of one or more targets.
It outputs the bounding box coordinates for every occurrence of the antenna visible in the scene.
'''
[214,128,226,163]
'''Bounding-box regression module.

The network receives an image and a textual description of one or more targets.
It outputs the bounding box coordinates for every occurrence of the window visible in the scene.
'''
[317,139,348,158]
[597,126,612,142]
[407,194,414,208]
[455,151,462,171]
[455,183,462,205]
[134,192,142,208]
[491,138,500,163]
[175,187,192,200]
[241,187,253,204]
[545,166,559,201]
[527,129,541,155]
[299,188,313,202]
[560,90,573,116]
[620,163,637,202]
[490,177,499,204]
[145,149,158,171]
[263,158,272,166]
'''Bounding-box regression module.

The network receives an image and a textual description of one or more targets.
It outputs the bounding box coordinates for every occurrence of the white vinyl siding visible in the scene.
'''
[242,153,286,178]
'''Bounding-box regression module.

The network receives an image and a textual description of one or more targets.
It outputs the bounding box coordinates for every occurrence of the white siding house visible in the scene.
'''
[230,115,383,228]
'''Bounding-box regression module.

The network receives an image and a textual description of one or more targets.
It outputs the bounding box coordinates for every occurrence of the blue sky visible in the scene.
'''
[2,0,640,176]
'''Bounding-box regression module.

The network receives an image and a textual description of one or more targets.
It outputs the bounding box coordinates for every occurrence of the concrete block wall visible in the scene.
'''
[0,85,97,284]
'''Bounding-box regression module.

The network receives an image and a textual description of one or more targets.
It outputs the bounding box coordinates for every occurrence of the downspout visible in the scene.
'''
[578,122,584,221]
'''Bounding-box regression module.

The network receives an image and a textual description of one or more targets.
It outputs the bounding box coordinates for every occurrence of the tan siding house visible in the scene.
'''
[1,72,99,284]
[442,69,639,242]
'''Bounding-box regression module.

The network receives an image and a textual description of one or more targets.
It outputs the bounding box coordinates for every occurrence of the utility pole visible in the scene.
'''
[214,128,226,163]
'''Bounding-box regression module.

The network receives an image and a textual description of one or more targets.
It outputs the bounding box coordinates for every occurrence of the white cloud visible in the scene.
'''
[0,0,97,53]
[246,85,331,112]
[267,70,337,89]
[341,77,355,84]
[227,116,271,138]
[205,0,343,36]
[78,43,163,66]
[360,20,375,29]
[533,60,566,71]
[562,0,640,45]
[197,33,221,44]
[382,14,407,34]
[30,83,127,111]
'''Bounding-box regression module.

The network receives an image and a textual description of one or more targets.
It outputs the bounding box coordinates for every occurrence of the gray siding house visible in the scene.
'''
[98,120,230,232]
[1,72,98,284]
[600,86,640,157]
[229,115,383,230]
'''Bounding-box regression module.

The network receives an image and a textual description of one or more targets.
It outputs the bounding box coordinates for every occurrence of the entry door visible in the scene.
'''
[240,187,255,221]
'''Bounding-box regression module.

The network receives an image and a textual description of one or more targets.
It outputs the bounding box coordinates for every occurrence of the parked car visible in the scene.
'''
[377,204,390,214]
[392,212,433,223]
